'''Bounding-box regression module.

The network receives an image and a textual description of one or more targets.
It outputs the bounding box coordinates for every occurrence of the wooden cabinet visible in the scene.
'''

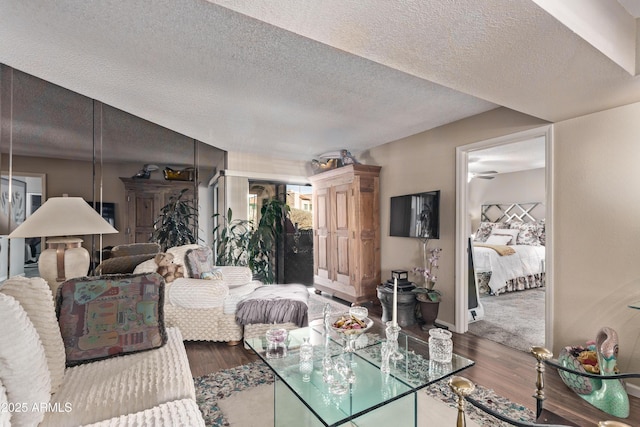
[120,178,196,244]
[309,165,381,304]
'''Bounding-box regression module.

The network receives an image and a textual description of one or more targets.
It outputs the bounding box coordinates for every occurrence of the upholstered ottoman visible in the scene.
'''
[236,284,310,346]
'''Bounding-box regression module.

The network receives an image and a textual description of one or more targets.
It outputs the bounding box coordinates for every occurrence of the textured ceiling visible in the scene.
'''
[1,0,640,165]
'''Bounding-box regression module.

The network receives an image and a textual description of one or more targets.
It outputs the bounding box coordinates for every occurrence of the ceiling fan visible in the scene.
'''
[469,170,498,180]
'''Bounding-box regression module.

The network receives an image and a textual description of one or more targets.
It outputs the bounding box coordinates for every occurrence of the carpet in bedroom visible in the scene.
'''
[467,288,545,352]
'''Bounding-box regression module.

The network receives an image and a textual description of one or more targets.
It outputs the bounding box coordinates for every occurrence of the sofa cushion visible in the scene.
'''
[44,327,196,427]
[82,398,205,427]
[110,242,161,257]
[185,246,214,279]
[0,379,10,426]
[0,293,51,427]
[1,276,66,394]
[217,266,254,288]
[167,277,228,309]
[95,253,158,275]
[57,272,167,366]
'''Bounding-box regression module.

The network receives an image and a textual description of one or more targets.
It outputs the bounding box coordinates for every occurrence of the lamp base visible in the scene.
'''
[39,237,90,295]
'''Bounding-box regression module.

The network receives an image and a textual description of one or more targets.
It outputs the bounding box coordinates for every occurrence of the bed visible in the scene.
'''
[472,203,546,296]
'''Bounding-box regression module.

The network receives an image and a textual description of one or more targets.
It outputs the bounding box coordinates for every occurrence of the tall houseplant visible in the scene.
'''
[151,188,198,251]
[213,198,290,284]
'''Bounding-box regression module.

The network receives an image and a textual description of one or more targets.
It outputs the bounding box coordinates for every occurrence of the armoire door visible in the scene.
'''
[314,186,331,281]
[333,183,351,286]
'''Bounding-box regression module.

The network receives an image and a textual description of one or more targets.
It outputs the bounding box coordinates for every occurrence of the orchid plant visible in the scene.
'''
[412,241,442,302]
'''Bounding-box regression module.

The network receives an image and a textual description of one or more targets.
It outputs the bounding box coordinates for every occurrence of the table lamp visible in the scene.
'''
[8,196,118,293]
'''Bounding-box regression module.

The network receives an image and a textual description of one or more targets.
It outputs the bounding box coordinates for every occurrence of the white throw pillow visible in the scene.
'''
[0,293,51,426]
[489,227,519,245]
[1,276,66,394]
[167,244,201,267]
[133,258,159,274]
[484,234,512,245]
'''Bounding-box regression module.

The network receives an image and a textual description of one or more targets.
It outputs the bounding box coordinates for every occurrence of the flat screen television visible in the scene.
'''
[389,190,440,239]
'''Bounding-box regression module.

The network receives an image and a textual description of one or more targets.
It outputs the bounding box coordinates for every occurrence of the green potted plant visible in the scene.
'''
[213,208,253,267]
[412,242,442,330]
[151,188,198,251]
[213,198,290,284]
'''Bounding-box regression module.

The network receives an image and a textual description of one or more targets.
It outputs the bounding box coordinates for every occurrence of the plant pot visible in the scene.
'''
[416,294,440,331]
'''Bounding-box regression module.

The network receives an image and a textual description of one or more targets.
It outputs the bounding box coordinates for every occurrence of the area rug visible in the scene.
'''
[195,360,535,426]
[467,288,545,352]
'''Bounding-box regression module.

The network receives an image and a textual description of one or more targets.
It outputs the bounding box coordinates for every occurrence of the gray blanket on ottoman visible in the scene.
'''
[235,284,309,327]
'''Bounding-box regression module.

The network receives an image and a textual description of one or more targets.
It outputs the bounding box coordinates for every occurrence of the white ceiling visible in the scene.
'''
[2,0,640,170]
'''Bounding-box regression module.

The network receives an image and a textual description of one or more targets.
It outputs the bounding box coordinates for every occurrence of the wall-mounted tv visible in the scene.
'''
[389,190,440,239]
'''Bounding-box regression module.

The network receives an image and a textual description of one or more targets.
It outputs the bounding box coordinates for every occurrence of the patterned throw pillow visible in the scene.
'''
[57,272,167,366]
[537,219,546,246]
[473,222,508,242]
[185,246,214,279]
[511,222,542,246]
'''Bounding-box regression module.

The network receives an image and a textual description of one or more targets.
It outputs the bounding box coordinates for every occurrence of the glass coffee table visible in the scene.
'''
[244,320,474,427]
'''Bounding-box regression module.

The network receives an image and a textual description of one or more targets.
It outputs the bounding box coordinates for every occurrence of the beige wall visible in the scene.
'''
[367,107,548,326]
[553,102,640,374]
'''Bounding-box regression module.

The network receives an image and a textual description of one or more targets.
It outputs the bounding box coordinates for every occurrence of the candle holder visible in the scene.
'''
[385,321,404,361]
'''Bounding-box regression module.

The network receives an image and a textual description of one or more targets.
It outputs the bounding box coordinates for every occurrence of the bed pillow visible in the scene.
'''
[537,219,546,246]
[473,222,508,242]
[489,227,520,245]
[512,222,542,246]
[57,272,167,366]
[485,234,512,245]
[185,246,214,279]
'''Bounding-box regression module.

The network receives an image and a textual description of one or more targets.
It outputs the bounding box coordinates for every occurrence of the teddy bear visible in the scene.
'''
[154,252,184,283]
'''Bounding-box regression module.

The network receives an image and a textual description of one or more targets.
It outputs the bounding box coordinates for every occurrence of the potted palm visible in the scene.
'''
[412,242,442,330]
[151,188,198,251]
[213,198,289,283]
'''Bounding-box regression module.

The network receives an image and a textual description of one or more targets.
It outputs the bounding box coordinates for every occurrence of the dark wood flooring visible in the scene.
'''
[185,293,640,427]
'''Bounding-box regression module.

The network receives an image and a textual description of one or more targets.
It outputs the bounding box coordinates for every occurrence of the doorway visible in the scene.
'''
[454,126,554,350]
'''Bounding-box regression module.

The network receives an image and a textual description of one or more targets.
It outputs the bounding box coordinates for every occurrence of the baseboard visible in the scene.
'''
[626,382,640,398]
[434,318,455,331]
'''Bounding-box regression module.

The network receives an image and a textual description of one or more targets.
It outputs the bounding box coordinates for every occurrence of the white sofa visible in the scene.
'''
[0,276,205,427]
[133,244,261,343]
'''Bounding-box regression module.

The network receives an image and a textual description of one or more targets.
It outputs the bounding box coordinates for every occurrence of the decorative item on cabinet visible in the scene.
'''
[309,164,381,304]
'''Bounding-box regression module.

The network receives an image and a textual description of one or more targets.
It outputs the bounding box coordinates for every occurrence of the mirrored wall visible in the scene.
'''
[0,64,226,279]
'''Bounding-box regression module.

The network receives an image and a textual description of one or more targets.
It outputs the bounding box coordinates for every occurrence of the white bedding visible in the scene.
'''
[473,245,545,294]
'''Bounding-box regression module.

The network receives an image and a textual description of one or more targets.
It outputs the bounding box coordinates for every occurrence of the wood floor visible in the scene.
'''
[185,294,640,427]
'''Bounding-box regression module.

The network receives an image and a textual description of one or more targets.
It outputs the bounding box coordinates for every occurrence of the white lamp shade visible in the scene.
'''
[8,197,118,238]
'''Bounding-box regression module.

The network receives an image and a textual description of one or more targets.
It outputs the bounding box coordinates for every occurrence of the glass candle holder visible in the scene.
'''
[265,327,288,359]
[385,321,404,361]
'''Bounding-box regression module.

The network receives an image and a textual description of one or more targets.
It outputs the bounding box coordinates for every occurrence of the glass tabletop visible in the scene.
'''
[244,322,474,427]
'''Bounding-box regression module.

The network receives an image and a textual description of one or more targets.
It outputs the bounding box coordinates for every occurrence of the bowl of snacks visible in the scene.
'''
[330,312,373,336]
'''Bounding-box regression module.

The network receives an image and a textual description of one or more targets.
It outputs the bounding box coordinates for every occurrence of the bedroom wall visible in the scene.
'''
[365,107,548,326]
[468,168,545,233]
[553,101,640,377]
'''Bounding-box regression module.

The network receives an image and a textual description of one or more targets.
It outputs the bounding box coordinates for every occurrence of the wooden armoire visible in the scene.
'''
[120,178,196,244]
[309,164,381,304]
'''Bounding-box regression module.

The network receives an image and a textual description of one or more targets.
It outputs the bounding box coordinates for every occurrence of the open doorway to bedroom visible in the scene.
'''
[455,126,553,352]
